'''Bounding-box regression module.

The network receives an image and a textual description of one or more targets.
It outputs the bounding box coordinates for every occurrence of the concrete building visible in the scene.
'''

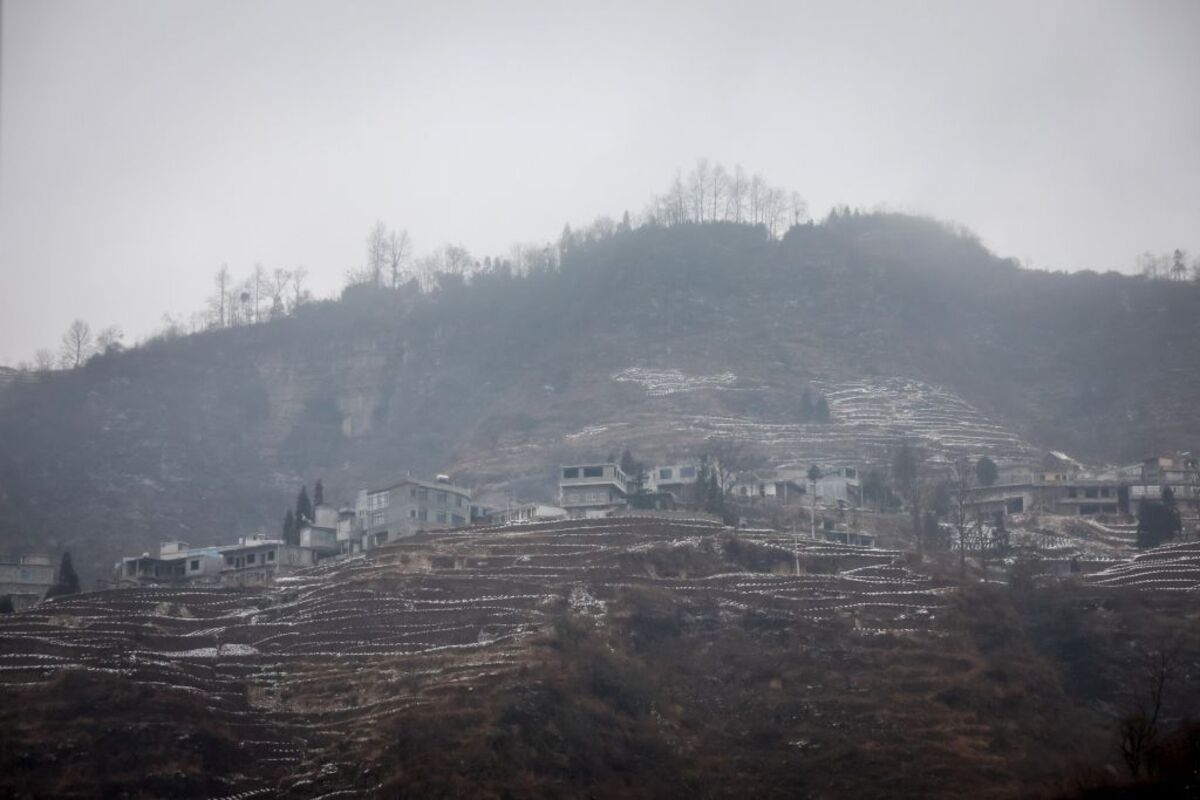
[559,463,630,518]
[731,475,807,505]
[643,463,700,503]
[0,555,55,611]
[116,536,319,588]
[298,503,340,556]
[357,476,472,548]
[1127,455,1200,519]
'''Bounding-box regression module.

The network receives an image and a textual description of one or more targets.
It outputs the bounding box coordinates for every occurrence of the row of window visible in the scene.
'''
[562,466,608,479]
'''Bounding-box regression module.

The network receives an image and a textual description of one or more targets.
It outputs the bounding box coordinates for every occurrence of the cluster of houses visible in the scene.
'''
[963,453,1200,521]
[106,451,1198,590]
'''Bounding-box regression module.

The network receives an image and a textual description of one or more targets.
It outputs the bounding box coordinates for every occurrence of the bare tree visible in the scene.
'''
[689,158,710,222]
[212,264,231,328]
[250,263,267,323]
[709,163,728,222]
[790,191,808,226]
[387,229,412,288]
[748,173,766,225]
[948,458,978,575]
[59,319,93,368]
[727,164,747,223]
[270,268,291,317]
[291,267,309,309]
[95,325,124,355]
[33,349,55,372]
[1119,645,1176,778]
[365,221,389,286]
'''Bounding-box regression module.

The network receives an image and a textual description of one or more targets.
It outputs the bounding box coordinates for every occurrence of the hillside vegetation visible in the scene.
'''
[1,213,1198,580]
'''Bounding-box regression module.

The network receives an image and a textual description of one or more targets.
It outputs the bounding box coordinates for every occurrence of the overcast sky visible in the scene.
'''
[1,0,1198,365]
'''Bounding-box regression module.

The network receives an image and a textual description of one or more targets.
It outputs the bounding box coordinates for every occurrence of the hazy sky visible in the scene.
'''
[1,0,1198,364]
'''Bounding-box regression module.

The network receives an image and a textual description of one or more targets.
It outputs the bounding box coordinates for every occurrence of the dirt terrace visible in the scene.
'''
[0,517,949,797]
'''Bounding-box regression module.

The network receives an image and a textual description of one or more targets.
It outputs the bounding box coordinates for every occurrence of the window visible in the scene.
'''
[563,467,579,479]
[247,553,256,564]
[437,491,447,505]
[456,495,463,507]
[418,510,427,521]
[452,514,466,526]
[1085,488,1098,499]
[680,467,696,479]
[1067,487,1078,498]
[368,492,390,510]
[266,550,275,562]
[418,488,428,501]
[583,466,603,478]
[410,509,417,518]
[436,512,447,524]
[371,510,385,526]
[660,468,673,480]
[189,559,200,571]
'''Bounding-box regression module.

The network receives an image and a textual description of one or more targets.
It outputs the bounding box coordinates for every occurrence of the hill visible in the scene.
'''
[1,518,1198,798]
[1,213,1198,580]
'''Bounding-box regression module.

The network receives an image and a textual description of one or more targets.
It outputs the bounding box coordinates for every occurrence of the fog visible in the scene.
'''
[1,0,1197,364]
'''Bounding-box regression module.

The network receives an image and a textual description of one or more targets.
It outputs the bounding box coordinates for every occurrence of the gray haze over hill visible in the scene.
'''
[2,0,1199,364]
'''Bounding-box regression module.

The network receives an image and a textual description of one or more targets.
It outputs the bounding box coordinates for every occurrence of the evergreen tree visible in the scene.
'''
[800,387,813,420]
[314,479,324,507]
[45,552,81,598]
[283,509,296,545]
[620,448,638,478]
[1136,492,1181,549]
[296,486,313,524]
[975,456,999,487]
[814,395,831,423]
[705,471,724,517]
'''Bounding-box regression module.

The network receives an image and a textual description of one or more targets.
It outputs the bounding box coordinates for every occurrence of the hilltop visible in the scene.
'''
[1,213,1199,580]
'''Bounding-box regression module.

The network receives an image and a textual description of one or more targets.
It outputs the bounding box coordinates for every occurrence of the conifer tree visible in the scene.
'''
[314,479,324,507]
[800,387,813,421]
[296,486,313,524]
[46,552,81,598]
[283,509,296,545]
[814,395,831,423]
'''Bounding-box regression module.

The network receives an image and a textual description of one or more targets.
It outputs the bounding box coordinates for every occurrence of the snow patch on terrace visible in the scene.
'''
[613,367,738,396]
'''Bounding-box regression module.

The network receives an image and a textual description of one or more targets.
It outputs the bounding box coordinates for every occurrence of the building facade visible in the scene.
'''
[357,477,472,547]
[0,555,55,611]
[559,463,629,517]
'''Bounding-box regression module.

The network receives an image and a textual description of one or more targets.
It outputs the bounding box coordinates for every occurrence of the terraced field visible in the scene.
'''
[0,517,949,798]
[1085,539,1200,591]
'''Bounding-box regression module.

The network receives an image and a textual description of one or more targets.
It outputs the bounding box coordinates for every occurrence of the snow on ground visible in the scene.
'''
[612,367,739,396]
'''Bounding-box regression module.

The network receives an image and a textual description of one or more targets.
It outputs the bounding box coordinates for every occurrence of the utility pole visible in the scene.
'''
[808,464,823,541]
[793,519,800,576]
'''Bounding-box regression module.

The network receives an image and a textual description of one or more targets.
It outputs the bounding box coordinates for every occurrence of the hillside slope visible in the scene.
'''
[1,519,1198,798]
[1,213,1198,580]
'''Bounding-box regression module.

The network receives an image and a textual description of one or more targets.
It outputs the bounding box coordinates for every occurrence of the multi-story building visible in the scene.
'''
[356,476,472,548]
[0,554,56,611]
[643,462,701,503]
[559,463,629,518]
[1127,455,1200,520]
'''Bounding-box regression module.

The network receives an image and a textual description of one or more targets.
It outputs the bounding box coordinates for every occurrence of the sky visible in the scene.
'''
[1,0,1198,365]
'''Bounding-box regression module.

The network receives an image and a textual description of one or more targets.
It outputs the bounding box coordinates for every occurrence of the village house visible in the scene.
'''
[116,535,320,588]
[355,475,472,548]
[487,503,569,526]
[559,463,630,518]
[0,554,56,611]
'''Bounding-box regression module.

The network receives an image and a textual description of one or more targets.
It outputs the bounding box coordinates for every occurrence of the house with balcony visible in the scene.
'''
[559,463,630,518]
